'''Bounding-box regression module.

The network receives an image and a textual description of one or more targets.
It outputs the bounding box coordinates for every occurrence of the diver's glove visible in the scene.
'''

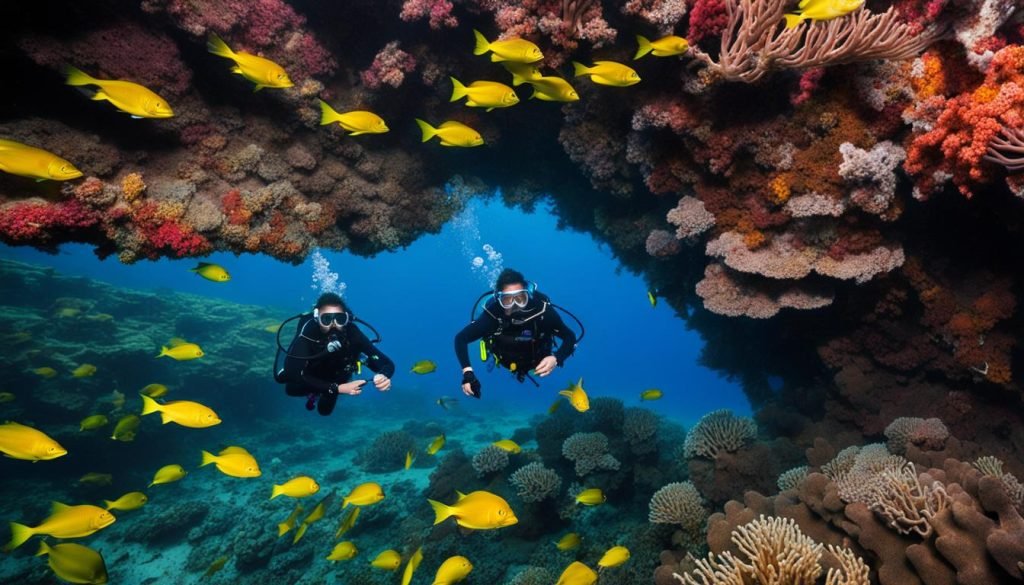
[462,370,481,399]
[326,336,342,353]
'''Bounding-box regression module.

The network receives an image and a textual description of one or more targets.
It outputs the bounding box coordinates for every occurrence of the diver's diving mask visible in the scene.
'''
[495,289,530,309]
[317,311,350,328]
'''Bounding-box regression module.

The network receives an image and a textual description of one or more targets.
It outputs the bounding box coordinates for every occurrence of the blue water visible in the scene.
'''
[1,195,748,424]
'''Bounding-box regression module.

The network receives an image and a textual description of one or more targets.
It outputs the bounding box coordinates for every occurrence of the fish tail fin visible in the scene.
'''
[200,450,216,467]
[64,65,97,87]
[415,119,436,143]
[292,523,308,544]
[427,499,453,525]
[5,522,34,552]
[35,540,51,557]
[271,485,283,500]
[472,29,490,56]
[572,61,590,77]
[317,99,339,126]
[103,500,115,510]
[450,77,467,102]
[559,390,572,398]
[783,13,804,29]
[156,346,168,358]
[140,394,161,416]
[206,33,235,58]
[634,35,653,60]
[342,497,351,509]
[277,522,290,537]
[510,72,525,86]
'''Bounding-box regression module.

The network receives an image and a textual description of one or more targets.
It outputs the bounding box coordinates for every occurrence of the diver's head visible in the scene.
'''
[314,292,350,333]
[494,268,531,313]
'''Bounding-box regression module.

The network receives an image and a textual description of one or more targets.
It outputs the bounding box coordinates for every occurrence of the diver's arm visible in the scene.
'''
[349,326,396,378]
[546,307,578,365]
[453,314,498,370]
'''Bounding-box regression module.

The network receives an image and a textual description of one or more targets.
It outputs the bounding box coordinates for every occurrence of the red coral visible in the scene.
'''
[0,199,101,243]
[145,222,211,257]
[687,0,728,44]
[790,68,825,107]
[221,189,251,225]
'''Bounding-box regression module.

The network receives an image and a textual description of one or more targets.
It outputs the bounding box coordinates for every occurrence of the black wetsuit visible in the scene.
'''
[454,293,576,378]
[281,319,395,415]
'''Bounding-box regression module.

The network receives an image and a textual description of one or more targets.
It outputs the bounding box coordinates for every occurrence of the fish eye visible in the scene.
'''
[497,509,505,516]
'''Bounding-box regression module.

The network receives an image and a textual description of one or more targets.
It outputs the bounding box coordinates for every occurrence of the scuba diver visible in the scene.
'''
[273,293,394,416]
[454,268,582,398]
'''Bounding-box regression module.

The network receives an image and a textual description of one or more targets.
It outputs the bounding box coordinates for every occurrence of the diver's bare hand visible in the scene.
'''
[373,374,391,392]
[535,356,558,377]
[338,380,366,395]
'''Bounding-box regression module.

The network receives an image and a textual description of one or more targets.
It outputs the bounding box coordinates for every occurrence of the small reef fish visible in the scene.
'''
[572,61,641,87]
[402,546,423,585]
[149,464,187,487]
[84,313,114,322]
[556,561,598,585]
[648,290,657,307]
[189,262,230,282]
[156,338,204,361]
[416,119,484,148]
[140,394,221,428]
[491,439,521,454]
[343,482,385,508]
[784,0,864,28]
[450,77,519,111]
[327,541,358,561]
[76,473,113,486]
[207,33,293,90]
[200,446,261,478]
[110,414,140,442]
[548,399,562,414]
[318,100,389,135]
[473,29,543,63]
[80,415,109,432]
[36,541,108,585]
[32,367,58,378]
[140,383,168,398]
[104,491,148,512]
[264,323,281,334]
[433,555,473,585]
[575,488,606,506]
[501,61,542,86]
[634,34,690,59]
[555,532,581,551]
[0,392,14,403]
[436,396,458,410]
[110,390,126,410]
[335,506,360,538]
[271,475,319,499]
[598,545,631,568]
[411,360,437,374]
[428,490,518,530]
[277,503,304,537]
[71,364,97,378]
[64,65,174,119]
[6,503,115,552]
[640,389,663,401]
[559,378,590,412]
[0,422,67,461]
[371,549,401,570]
[405,450,413,470]
[204,556,229,578]
[426,434,446,455]
[0,138,82,182]
[55,307,81,318]
[293,496,329,543]
[527,76,579,102]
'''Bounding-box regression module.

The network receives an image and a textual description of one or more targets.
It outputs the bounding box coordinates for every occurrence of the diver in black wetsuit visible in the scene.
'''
[454,269,578,398]
[280,293,395,416]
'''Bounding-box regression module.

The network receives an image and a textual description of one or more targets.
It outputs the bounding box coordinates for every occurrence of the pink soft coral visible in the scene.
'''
[400,0,459,29]
[361,42,417,90]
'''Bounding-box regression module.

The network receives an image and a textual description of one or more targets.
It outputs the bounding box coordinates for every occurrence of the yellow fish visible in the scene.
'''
[327,541,358,561]
[575,488,606,506]
[634,35,690,59]
[572,61,641,87]
[204,556,229,578]
[556,561,598,585]
[79,415,108,431]
[189,262,230,282]
[416,119,484,148]
[55,307,81,318]
[149,464,187,487]
[501,61,543,86]
[410,359,438,374]
[598,545,631,568]
[65,65,174,119]
[436,396,458,410]
[109,390,126,410]
[434,555,474,585]
[559,378,590,412]
[402,546,423,585]
[405,450,413,470]
[527,76,580,102]
[318,100,389,135]
[371,549,401,570]
[76,472,113,486]
[103,491,148,512]
[548,399,562,415]
[640,389,663,401]
[110,414,140,442]
[156,338,204,361]
[784,0,864,28]
[140,383,168,398]
[450,77,519,111]
[140,394,221,428]
[293,496,329,543]
[335,506,360,538]
[648,290,657,307]
[491,439,521,454]
[277,503,304,537]
[426,434,446,455]
[428,490,518,530]
[343,482,385,508]
[0,422,66,461]
[263,323,281,334]
[473,29,543,63]
[555,532,581,551]
[5,502,115,551]
[0,138,82,182]
[0,392,14,403]
[207,33,293,90]
[32,367,58,378]
[271,475,320,499]
[36,541,108,585]
[71,364,97,378]
[201,446,261,478]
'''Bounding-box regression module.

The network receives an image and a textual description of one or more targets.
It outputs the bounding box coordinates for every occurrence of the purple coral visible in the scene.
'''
[361,42,417,90]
